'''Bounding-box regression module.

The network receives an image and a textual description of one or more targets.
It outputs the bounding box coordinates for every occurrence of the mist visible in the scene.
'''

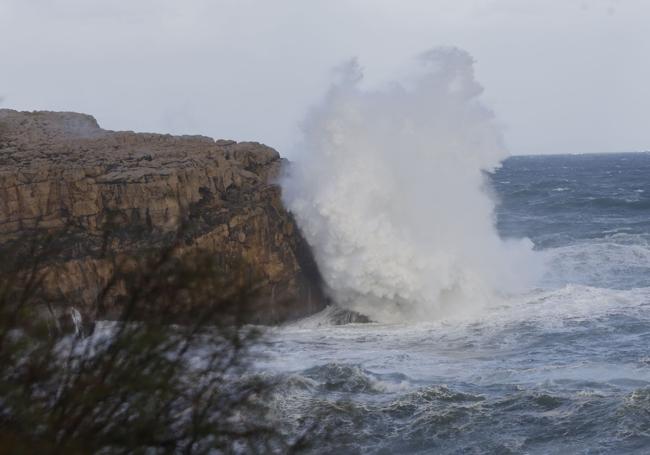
[282,47,543,322]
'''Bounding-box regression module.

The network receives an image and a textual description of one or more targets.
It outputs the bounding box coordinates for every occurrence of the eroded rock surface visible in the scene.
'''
[0,109,326,323]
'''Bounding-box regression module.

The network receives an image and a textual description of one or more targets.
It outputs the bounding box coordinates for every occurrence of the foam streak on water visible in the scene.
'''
[264,153,650,454]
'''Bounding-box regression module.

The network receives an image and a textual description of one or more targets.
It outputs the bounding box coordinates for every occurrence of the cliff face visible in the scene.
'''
[0,109,326,323]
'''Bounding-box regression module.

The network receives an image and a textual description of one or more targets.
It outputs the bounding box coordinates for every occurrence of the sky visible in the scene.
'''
[0,0,648,156]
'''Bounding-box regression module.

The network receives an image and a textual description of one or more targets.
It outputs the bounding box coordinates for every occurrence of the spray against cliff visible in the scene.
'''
[283,47,542,322]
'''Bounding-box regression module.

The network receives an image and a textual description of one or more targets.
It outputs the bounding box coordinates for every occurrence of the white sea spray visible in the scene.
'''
[282,47,542,322]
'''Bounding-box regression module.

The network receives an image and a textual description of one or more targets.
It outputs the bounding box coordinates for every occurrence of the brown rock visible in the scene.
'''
[0,109,327,323]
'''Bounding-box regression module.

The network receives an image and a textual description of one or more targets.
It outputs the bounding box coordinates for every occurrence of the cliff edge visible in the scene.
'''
[0,109,327,323]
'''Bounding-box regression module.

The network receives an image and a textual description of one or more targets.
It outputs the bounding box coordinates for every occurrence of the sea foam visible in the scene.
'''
[282,47,541,322]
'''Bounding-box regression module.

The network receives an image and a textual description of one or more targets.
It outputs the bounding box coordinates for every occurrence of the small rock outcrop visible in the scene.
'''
[0,109,327,323]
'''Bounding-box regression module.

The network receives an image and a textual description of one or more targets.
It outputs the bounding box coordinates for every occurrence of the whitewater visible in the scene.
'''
[257,50,650,453]
[263,152,650,453]
[282,47,541,322]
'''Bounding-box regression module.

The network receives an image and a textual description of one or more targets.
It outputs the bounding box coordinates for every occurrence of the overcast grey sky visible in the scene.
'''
[1,0,648,156]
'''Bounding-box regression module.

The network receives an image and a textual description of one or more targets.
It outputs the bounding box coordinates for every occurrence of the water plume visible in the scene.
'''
[282,47,541,322]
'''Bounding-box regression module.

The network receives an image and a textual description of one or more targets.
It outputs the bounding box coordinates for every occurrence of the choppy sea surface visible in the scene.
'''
[259,153,650,454]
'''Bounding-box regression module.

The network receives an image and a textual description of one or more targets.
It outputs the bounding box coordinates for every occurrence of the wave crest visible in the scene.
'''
[283,47,542,322]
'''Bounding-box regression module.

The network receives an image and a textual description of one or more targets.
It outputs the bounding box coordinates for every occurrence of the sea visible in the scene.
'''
[259,152,650,454]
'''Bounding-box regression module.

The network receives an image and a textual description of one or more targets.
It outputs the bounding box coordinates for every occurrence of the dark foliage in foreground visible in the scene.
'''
[0,227,310,454]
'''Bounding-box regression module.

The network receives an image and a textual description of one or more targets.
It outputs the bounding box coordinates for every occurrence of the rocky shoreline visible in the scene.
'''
[0,109,327,324]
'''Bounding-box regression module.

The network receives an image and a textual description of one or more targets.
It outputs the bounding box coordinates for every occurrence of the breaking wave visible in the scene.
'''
[282,47,541,322]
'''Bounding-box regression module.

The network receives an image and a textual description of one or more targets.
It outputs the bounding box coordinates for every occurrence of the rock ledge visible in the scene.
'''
[0,109,327,323]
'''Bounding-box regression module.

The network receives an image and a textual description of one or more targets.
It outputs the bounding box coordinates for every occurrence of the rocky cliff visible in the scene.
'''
[0,109,327,323]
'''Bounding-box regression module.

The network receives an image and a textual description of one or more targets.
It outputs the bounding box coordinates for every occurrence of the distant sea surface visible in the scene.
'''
[260,153,650,454]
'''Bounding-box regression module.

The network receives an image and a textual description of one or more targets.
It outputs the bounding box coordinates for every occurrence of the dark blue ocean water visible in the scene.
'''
[495,153,650,291]
[263,153,650,454]
[496,153,650,247]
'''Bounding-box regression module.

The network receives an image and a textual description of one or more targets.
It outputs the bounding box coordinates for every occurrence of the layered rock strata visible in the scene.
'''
[0,109,326,323]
